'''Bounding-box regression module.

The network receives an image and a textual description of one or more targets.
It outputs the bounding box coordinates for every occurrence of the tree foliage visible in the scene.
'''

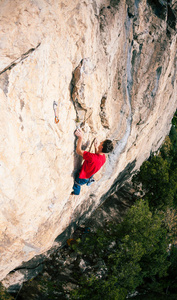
[133,110,177,210]
[0,284,14,300]
[71,200,170,300]
[133,156,174,209]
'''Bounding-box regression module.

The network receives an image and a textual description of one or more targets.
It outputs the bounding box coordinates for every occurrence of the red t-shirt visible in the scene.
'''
[79,151,106,179]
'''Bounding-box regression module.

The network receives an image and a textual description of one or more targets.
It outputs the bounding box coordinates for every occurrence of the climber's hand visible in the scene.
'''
[75,128,83,139]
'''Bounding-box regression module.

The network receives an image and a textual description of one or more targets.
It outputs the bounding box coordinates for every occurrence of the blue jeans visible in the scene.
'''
[72,176,94,195]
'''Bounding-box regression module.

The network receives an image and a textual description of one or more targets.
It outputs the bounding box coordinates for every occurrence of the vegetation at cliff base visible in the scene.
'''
[0,283,14,300]
[71,200,171,300]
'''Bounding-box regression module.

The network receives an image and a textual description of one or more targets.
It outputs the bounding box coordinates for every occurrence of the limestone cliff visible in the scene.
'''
[0,0,176,280]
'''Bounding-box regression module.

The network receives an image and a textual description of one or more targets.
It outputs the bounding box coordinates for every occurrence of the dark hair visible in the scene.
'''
[102,139,114,153]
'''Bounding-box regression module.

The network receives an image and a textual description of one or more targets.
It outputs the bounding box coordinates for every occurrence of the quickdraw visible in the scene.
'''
[53,101,59,124]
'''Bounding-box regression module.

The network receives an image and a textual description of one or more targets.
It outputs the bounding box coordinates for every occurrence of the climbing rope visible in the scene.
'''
[76,110,93,129]
[89,137,96,152]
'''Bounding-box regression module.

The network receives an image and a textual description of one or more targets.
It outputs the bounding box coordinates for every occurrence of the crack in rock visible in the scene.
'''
[71,58,95,129]
[0,43,41,76]
[99,95,110,129]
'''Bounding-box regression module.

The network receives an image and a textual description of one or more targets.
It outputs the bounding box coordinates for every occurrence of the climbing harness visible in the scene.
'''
[53,101,59,124]
[74,177,95,187]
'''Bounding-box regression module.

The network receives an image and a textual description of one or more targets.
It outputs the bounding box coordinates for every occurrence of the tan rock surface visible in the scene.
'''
[0,0,176,280]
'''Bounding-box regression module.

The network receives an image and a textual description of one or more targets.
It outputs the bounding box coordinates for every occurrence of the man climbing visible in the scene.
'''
[71,128,114,195]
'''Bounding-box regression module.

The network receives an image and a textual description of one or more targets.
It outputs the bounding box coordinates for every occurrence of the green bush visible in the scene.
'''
[0,284,14,300]
[71,200,170,299]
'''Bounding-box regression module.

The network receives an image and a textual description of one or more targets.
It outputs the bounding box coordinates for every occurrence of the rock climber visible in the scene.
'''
[71,128,114,195]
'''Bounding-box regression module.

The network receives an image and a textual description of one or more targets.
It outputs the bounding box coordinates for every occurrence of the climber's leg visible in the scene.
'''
[72,177,89,195]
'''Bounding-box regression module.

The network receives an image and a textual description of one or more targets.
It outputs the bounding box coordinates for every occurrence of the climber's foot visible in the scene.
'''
[70,192,79,196]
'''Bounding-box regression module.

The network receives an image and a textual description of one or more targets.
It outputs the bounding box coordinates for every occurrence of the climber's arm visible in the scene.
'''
[75,128,84,157]
[94,138,99,154]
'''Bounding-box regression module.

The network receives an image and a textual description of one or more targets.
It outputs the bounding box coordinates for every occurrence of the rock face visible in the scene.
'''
[0,0,176,280]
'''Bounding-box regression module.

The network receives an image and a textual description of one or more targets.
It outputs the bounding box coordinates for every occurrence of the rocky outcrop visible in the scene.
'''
[0,0,176,280]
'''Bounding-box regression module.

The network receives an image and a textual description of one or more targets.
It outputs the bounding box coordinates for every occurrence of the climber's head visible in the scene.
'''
[100,139,114,153]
